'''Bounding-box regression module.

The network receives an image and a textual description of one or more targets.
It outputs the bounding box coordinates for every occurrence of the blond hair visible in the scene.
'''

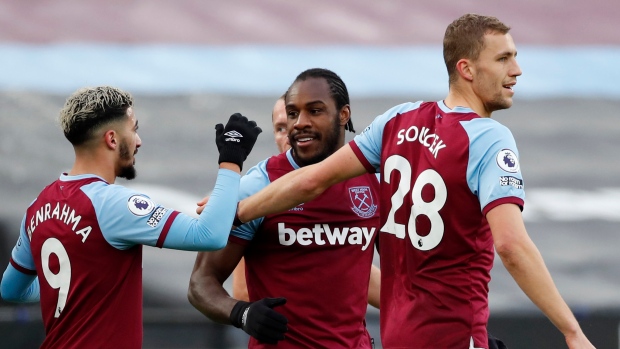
[59,86,133,145]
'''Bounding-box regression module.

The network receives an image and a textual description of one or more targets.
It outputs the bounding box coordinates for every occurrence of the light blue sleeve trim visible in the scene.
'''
[10,214,36,271]
[2,207,40,303]
[462,118,526,211]
[161,168,241,250]
[230,159,271,241]
[1,264,40,303]
[353,101,423,171]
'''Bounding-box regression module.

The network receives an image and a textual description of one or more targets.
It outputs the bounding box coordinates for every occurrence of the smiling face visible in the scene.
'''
[285,77,346,167]
[471,32,522,114]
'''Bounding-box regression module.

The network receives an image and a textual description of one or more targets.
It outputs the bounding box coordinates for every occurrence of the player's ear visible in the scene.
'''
[456,58,474,82]
[339,105,351,127]
[104,130,118,150]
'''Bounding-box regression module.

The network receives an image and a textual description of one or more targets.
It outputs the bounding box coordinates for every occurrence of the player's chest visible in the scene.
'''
[258,183,379,251]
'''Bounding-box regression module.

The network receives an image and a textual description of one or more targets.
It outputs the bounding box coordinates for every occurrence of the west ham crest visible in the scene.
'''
[349,186,377,218]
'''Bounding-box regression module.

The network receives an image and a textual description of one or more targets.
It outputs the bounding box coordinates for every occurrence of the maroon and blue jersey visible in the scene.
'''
[351,101,525,349]
[231,151,380,349]
[4,169,241,348]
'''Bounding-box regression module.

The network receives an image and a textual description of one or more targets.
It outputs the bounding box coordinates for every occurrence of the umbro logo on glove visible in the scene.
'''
[224,130,243,142]
[215,113,262,170]
[224,130,243,138]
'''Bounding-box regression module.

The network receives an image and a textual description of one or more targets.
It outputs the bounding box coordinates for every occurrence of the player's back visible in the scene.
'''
[27,176,143,348]
[371,101,501,348]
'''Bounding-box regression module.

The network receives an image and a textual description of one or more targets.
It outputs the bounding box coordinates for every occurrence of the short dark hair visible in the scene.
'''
[443,14,511,84]
[287,68,355,133]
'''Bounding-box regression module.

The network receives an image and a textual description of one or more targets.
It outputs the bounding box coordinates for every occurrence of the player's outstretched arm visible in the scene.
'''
[1,217,40,303]
[188,244,288,344]
[1,265,40,303]
[487,204,595,349]
[157,114,262,251]
[237,143,366,224]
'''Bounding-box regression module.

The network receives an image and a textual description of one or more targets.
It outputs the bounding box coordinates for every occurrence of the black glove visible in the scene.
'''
[488,333,508,349]
[215,113,262,170]
[230,297,288,344]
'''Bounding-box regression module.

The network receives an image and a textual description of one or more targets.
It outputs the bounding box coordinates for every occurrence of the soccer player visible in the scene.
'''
[232,14,595,349]
[188,68,381,348]
[228,95,381,307]
[0,86,262,349]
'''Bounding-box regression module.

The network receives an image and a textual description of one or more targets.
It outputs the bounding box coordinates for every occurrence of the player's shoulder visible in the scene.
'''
[267,151,291,167]
[80,180,153,210]
[462,117,513,137]
[465,116,508,127]
[241,155,279,191]
[29,177,65,204]
[88,183,161,219]
[362,101,425,136]
[461,117,518,153]
[244,156,272,179]
[81,180,136,197]
[383,101,425,118]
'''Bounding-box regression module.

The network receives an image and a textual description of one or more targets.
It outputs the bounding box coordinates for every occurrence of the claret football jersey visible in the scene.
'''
[230,151,380,349]
[351,101,525,349]
[10,174,180,348]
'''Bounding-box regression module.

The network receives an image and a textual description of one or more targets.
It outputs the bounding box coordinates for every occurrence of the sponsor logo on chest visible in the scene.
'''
[278,223,375,251]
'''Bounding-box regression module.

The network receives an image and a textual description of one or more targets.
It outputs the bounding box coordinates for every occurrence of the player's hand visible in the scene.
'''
[196,196,209,215]
[215,113,262,170]
[230,297,288,344]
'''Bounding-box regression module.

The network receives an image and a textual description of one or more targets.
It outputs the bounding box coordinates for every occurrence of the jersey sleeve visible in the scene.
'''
[0,264,40,303]
[83,169,241,251]
[229,159,270,244]
[352,102,423,172]
[1,214,40,303]
[9,214,37,274]
[162,168,242,250]
[81,180,179,249]
[461,118,525,214]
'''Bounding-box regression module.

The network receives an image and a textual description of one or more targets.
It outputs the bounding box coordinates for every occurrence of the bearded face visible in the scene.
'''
[117,139,137,180]
[289,112,341,167]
